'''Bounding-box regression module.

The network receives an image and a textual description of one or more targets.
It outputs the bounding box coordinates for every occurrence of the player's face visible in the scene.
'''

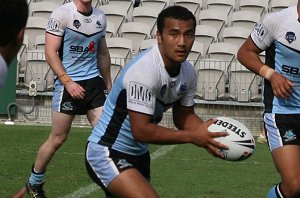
[157,18,195,68]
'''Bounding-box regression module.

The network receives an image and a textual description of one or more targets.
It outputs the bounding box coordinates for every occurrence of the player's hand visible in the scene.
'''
[269,72,293,99]
[65,81,85,100]
[191,118,229,158]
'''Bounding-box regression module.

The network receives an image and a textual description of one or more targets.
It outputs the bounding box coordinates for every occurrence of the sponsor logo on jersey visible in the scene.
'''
[128,82,154,108]
[84,18,92,23]
[285,31,296,44]
[47,19,60,32]
[70,41,96,53]
[253,23,267,43]
[281,65,300,77]
[73,19,81,29]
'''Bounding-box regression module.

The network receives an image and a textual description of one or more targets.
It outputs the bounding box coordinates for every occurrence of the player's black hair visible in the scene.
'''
[156,5,196,33]
[0,0,29,46]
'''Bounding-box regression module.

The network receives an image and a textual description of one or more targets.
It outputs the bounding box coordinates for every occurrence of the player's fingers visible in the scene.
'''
[207,145,224,158]
[210,131,229,138]
[205,118,218,127]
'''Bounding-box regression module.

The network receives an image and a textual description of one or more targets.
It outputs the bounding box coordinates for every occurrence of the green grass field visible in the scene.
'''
[0,124,280,198]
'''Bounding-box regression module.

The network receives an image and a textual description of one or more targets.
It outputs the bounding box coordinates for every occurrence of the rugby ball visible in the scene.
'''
[208,117,255,161]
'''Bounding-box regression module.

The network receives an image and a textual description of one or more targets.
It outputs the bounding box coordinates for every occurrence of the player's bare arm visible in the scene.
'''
[129,107,228,158]
[45,33,85,99]
[97,37,112,92]
[173,103,229,157]
[238,37,293,99]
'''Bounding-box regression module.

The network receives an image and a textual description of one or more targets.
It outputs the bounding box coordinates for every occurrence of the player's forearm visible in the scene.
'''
[132,123,193,145]
[46,51,72,86]
[98,54,112,90]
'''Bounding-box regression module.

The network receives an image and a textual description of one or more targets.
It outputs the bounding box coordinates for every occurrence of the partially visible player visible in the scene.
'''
[10,0,112,197]
[85,5,229,197]
[237,1,300,197]
[0,0,28,92]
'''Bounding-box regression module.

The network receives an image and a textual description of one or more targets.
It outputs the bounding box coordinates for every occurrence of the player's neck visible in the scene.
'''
[74,0,92,15]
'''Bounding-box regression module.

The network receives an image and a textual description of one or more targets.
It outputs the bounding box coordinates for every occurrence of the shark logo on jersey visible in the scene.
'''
[285,31,296,44]
[73,19,81,29]
[160,84,167,97]
[96,20,102,29]
[283,129,296,142]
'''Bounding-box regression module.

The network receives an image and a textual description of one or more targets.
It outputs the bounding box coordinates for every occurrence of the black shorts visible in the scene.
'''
[52,76,106,115]
[265,113,300,151]
[85,142,151,195]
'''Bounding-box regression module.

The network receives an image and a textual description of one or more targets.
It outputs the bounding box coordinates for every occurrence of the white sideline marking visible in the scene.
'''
[61,145,177,198]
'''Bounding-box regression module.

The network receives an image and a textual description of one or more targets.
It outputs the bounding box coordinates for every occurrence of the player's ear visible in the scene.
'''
[156,31,162,44]
[16,28,25,46]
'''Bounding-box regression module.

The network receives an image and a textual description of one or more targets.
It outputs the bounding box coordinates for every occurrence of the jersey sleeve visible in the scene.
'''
[180,64,196,107]
[46,7,67,36]
[250,12,278,50]
[124,65,159,115]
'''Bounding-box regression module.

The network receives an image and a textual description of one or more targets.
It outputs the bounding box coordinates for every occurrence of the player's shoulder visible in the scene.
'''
[93,6,106,16]
[263,6,296,23]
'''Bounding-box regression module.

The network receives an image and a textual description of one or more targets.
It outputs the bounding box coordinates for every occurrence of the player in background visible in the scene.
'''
[85,6,229,197]
[237,1,300,197]
[0,0,28,92]
[17,0,112,197]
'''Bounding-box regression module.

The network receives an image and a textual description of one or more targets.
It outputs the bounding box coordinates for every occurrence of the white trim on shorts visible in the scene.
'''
[264,113,283,151]
[86,141,120,188]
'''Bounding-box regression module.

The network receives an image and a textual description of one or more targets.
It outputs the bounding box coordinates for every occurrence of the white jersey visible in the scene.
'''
[46,1,107,81]
[88,44,197,155]
[0,53,7,91]
[251,6,300,114]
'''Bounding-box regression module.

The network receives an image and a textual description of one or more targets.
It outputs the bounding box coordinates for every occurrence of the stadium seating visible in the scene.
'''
[108,0,134,20]
[206,0,235,18]
[24,50,54,92]
[100,4,128,34]
[199,9,228,40]
[194,24,218,55]
[187,41,204,65]
[195,59,229,100]
[141,0,170,10]
[106,37,132,67]
[230,10,261,31]
[29,1,60,18]
[132,6,159,36]
[140,38,157,52]
[269,0,297,12]
[238,0,269,16]
[25,16,48,50]
[120,21,151,55]
[207,42,238,62]
[221,26,250,48]
[228,61,262,102]
[174,0,202,21]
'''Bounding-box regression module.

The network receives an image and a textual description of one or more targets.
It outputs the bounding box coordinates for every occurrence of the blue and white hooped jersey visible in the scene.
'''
[46,1,106,81]
[88,44,197,155]
[251,6,300,114]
